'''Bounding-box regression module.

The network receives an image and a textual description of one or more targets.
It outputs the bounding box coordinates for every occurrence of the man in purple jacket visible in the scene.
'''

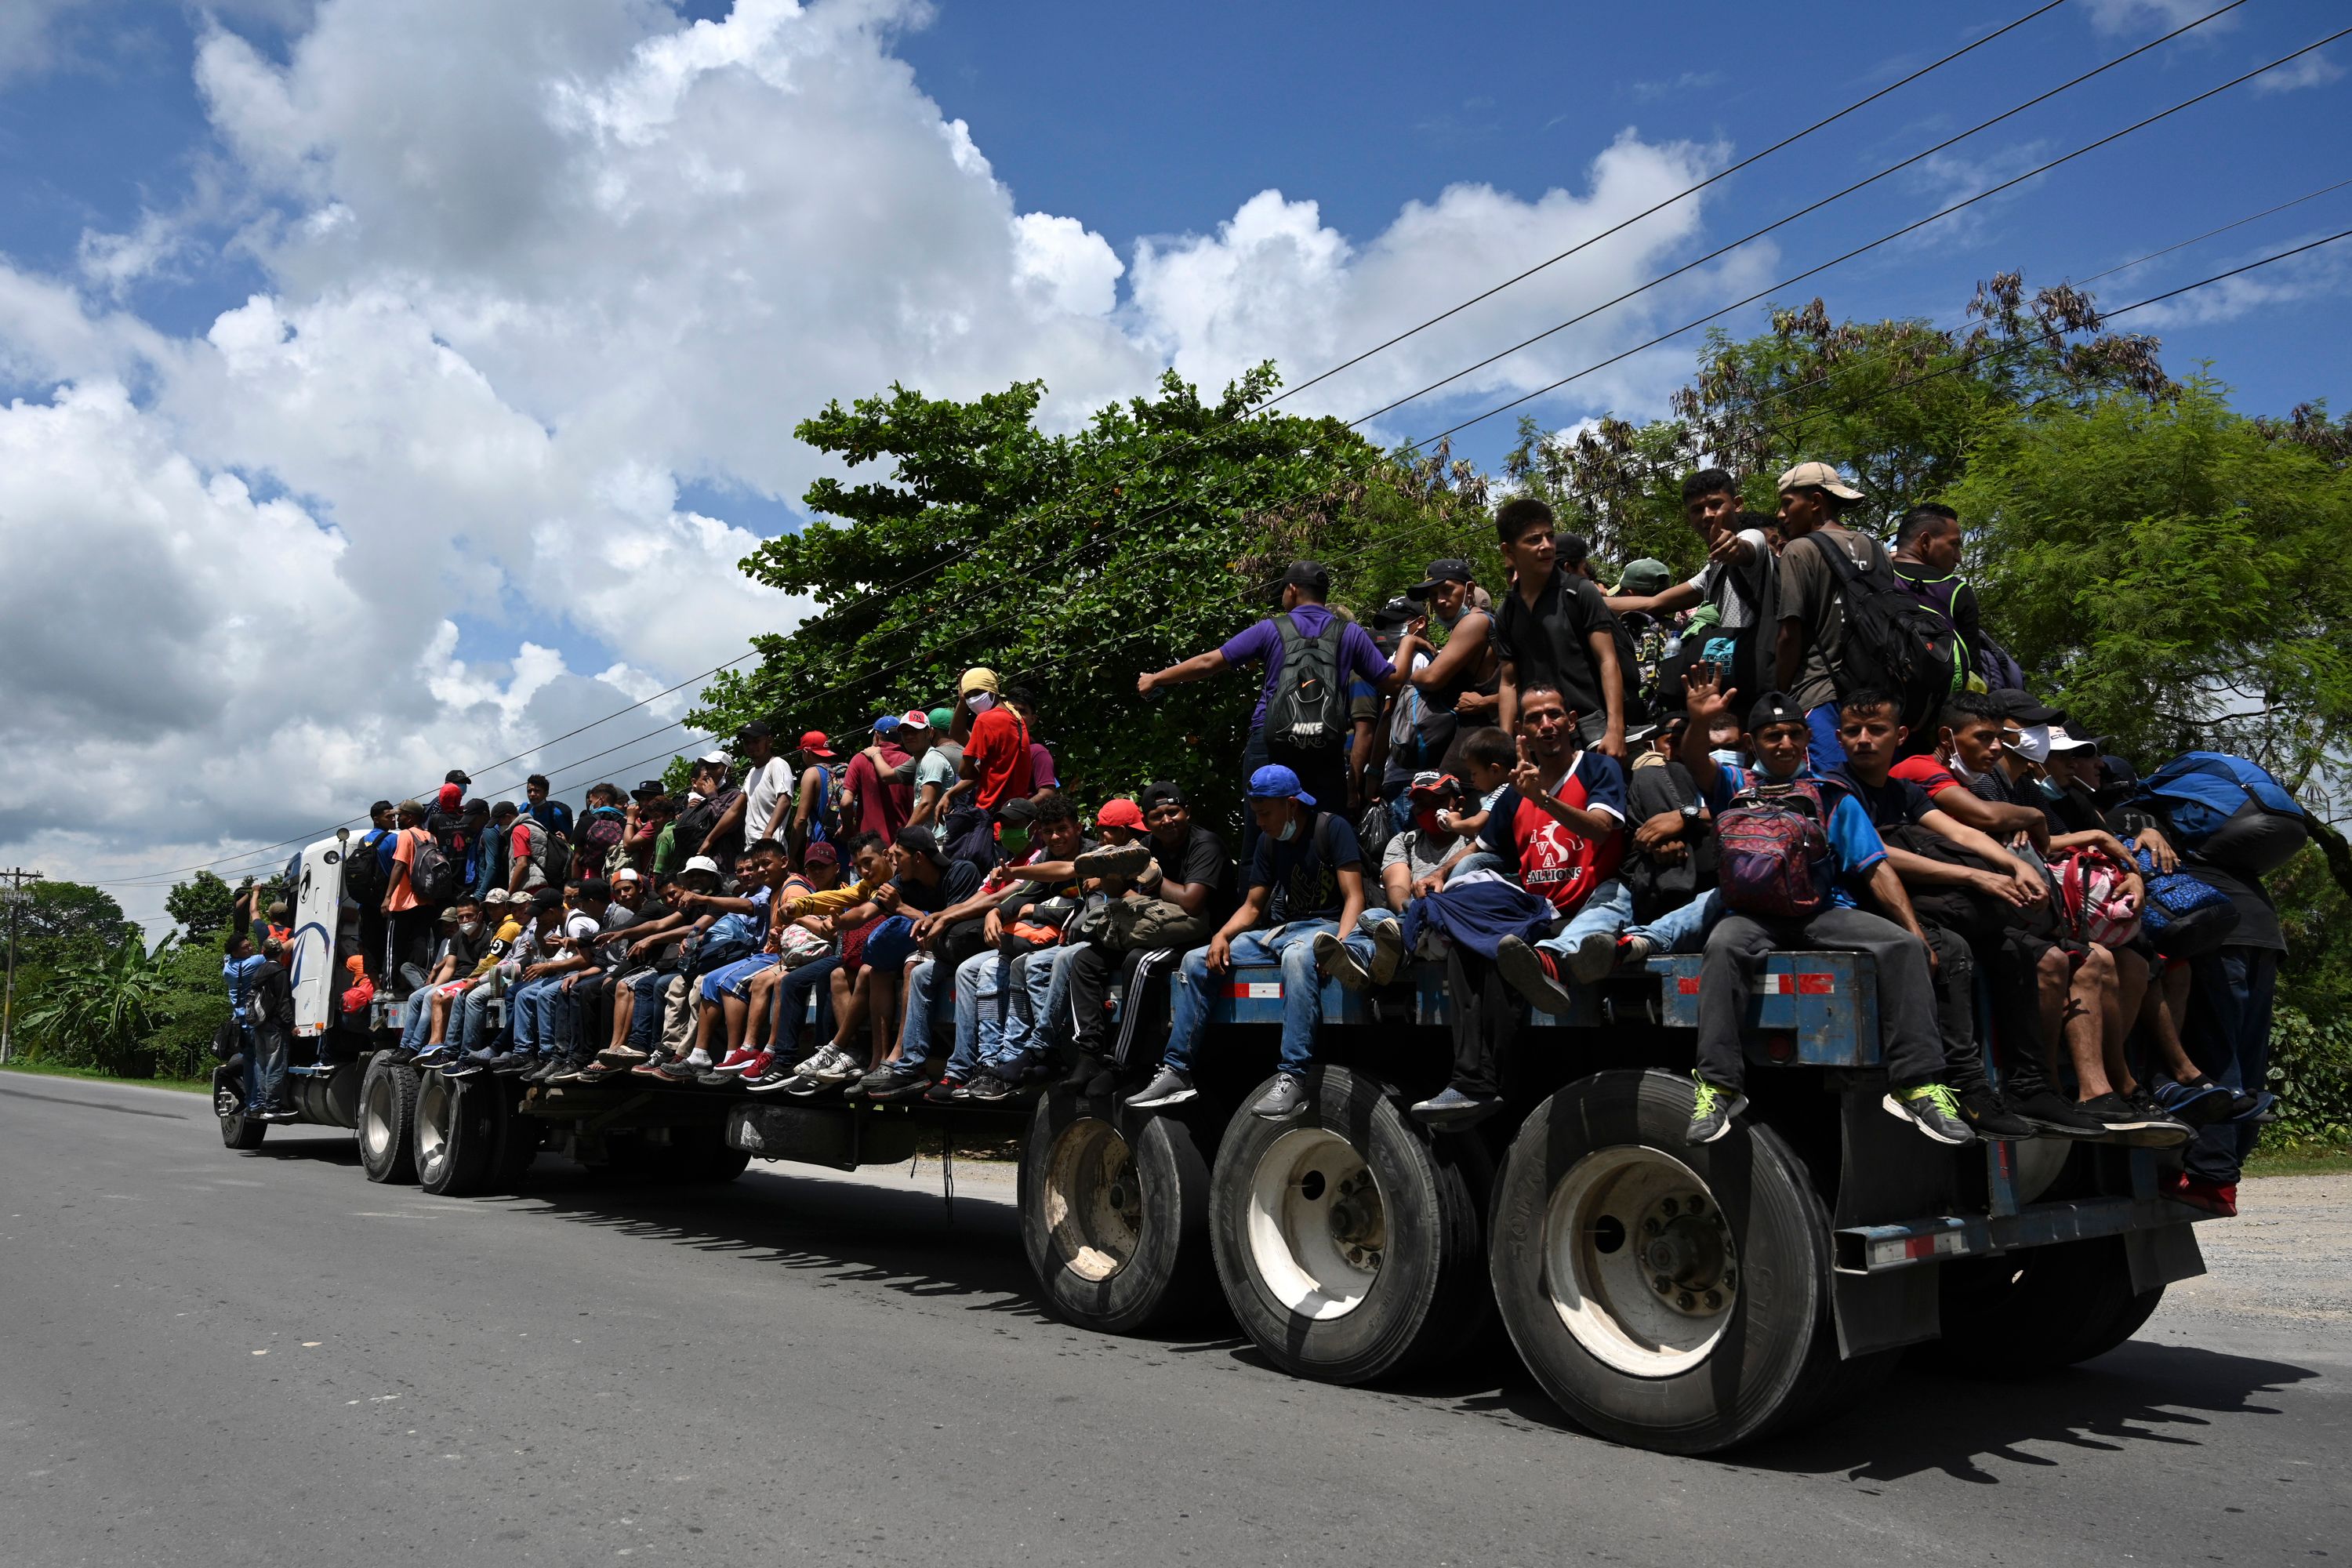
[1136,560,1399,838]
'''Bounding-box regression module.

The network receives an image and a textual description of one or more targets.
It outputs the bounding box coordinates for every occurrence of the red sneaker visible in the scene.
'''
[731,1050,772,1080]
[714,1048,763,1075]
[2165,1170,2239,1218]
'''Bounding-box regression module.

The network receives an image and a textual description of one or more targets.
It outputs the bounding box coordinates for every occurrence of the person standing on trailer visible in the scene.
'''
[1135,561,1401,839]
[1490,499,1629,759]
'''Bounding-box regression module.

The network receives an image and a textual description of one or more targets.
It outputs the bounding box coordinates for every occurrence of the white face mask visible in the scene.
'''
[1944,753,1982,784]
[1708,747,1743,768]
[459,922,481,938]
[966,691,994,714]
[2010,725,2052,765]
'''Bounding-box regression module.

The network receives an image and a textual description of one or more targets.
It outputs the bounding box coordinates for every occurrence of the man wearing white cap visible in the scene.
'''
[1773,459,1882,771]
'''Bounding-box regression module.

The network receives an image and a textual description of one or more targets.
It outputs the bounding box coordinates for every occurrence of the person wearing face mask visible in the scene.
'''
[1887,691,2053,848]
[1127,764,1369,1124]
[392,897,488,1059]
[1318,770,1460,993]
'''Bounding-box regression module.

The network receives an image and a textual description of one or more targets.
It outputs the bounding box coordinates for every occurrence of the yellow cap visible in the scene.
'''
[959,666,1001,696]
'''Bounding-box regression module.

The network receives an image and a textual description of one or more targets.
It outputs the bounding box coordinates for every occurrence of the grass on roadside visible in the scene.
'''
[2245,1144,2352,1179]
[2,1058,212,1096]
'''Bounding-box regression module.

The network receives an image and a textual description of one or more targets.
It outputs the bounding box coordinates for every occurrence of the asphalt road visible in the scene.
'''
[2,1072,2347,1568]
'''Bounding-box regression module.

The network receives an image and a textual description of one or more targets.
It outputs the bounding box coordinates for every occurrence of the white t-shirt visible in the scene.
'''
[1682,528,1778,631]
[742,756,795,844]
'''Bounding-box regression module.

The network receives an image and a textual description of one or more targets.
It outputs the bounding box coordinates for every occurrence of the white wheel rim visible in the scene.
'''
[1245,1127,1385,1321]
[1044,1118,1142,1283]
[416,1076,452,1180]
[361,1073,396,1160]
[215,1086,241,1120]
[1544,1145,1737,1377]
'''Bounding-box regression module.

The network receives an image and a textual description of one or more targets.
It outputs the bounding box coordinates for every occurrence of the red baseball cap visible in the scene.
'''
[1097,798,1145,830]
[797,730,837,760]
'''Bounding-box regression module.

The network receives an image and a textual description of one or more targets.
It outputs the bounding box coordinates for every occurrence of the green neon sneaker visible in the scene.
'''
[1886,1081,1976,1145]
[1686,1073,1749,1145]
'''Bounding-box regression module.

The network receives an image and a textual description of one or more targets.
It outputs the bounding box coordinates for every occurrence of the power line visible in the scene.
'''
[84,3,2063,884]
[1257,0,2077,413]
[1352,0,2245,432]
[1404,23,2352,450]
[85,18,2332,887]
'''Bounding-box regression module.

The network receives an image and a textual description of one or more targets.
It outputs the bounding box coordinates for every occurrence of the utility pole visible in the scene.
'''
[0,869,43,1066]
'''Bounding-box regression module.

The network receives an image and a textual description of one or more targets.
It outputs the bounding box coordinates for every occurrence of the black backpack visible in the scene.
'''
[1263,612,1350,751]
[343,830,389,906]
[408,831,461,903]
[1799,532,1961,738]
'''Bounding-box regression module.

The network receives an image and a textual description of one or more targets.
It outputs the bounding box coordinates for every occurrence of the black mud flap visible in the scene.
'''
[1830,1083,1951,1359]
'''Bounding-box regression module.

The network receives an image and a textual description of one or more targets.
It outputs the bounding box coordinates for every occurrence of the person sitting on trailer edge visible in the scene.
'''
[1677,666,1973,1148]
[1127,764,1368,1124]
[1831,688,2044,1141]
[1058,781,1236,1087]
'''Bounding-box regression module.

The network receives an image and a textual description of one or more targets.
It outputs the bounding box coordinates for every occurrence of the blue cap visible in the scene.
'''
[873,713,901,733]
[1246,764,1315,808]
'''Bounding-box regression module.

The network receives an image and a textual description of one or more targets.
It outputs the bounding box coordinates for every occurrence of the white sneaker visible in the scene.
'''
[809,1047,862,1084]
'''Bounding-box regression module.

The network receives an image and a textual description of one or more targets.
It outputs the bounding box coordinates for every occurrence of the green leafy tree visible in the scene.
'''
[1504,273,2176,573]
[1950,376,2352,792]
[698,366,1487,829]
[165,870,236,938]
[14,881,131,968]
[18,935,179,1076]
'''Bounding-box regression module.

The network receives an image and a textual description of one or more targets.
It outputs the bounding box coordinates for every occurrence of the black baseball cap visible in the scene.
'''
[1369,595,1419,633]
[1405,559,1474,600]
[444,768,472,786]
[631,779,666,800]
[1747,691,1807,733]
[736,720,775,743]
[1138,780,1189,813]
[1278,560,1331,598]
[1991,689,2066,727]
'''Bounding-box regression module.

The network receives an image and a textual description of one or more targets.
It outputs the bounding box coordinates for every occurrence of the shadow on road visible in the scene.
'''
[323,1147,2324,1472]
[486,1159,1076,1329]
[1747,1341,2320,1485]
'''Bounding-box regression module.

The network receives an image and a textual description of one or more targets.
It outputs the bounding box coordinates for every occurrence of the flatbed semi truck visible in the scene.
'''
[209,831,2216,1454]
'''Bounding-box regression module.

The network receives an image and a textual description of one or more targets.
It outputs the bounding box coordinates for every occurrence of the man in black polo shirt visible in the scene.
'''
[1489,497,1627,759]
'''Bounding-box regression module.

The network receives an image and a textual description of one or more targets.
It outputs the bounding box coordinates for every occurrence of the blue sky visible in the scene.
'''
[0,0,2344,922]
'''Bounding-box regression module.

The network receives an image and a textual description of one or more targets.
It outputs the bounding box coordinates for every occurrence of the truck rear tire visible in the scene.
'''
[489,1086,541,1192]
[1931,1235,2162,1374]
[216,1071,266,1150]
[1020,1089,1218,1335]
[415,1071,498,1196]
[1208,1067,1490,1385]
[357,1052,419,1185]
[673,1123,753,1183]
[1489,1069,1860,1454]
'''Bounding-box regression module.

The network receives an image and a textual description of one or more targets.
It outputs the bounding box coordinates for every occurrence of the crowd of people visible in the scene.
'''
[227,461,2299,1218]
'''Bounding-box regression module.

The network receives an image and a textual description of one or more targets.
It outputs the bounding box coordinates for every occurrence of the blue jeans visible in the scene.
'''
[398,989,434,1052]
[1165,920,1338,1080]
[863,915,920,975]
[1806,703,1846,770]
[1624,889,1722,953]
[2184,946,2280,1186]
[510,976,570,1056]
[769,956,838,1061]
[1535,878,1635,962]
[247,1023,289,1110]
[623,968,673,1051]
[896,949,962,1062]
[459,984,503,1052]
[987,943,1087,1065]
[942,949,1013,1080]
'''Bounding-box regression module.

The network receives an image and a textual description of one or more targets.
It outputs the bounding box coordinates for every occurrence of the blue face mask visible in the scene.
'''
[2034,776,2065,800]
[1709,747,1743,768]
[1276,816,1300,843]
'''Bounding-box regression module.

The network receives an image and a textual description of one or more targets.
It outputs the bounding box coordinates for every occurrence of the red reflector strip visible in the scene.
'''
[1677,978,1701,994]
[1796,974,1835,995]
[1226,982,1283,1000]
